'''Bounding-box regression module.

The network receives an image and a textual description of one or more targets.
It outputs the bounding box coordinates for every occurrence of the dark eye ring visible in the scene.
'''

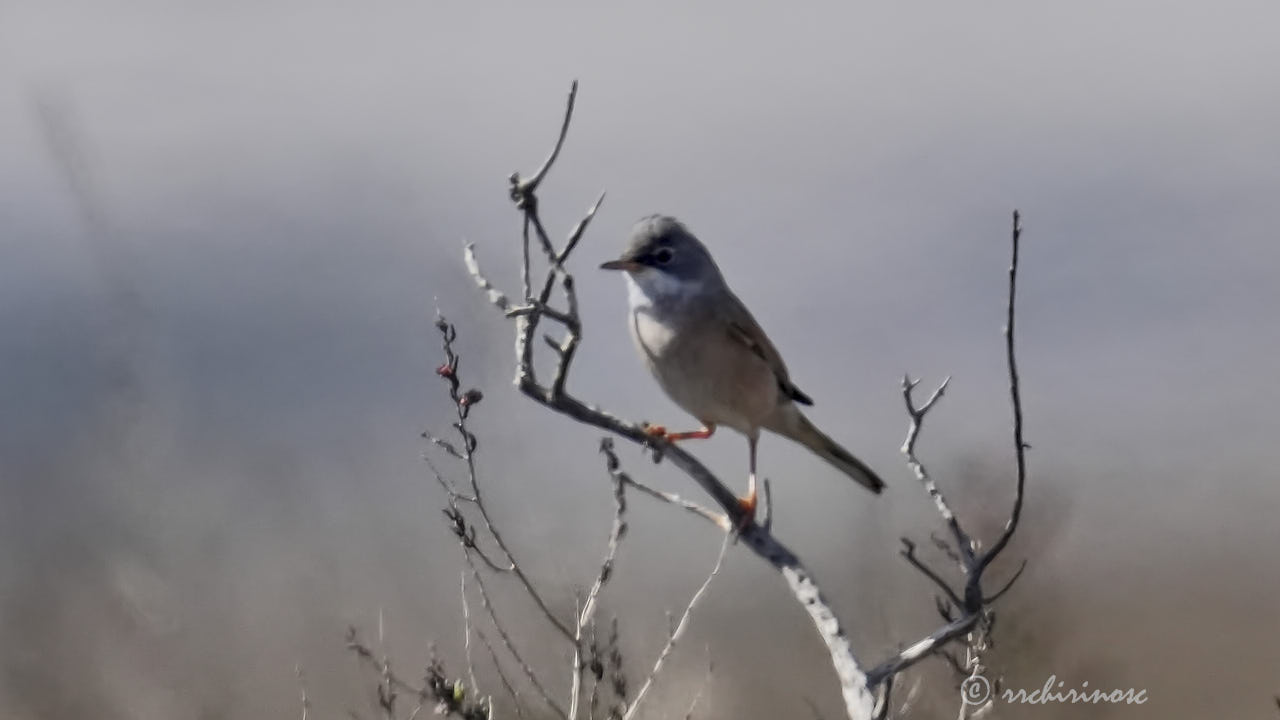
[652,248,674,264]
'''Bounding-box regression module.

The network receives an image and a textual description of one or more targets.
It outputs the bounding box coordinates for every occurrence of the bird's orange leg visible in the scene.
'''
[643,423,716,442]
[736,435,759,529]
[665,425,716,441]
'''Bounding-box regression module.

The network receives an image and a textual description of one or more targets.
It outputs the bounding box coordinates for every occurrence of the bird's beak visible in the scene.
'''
[599,258,642,272]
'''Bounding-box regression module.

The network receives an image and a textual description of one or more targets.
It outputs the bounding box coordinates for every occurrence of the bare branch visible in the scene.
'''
[734,526,876,716]
[976,210,1028,574]
[475,624,525,718]
[579,453,629,627]
[508,81,579,280]
[570,455,629,720]
[623,534,731,720]
[900,374,973,566]
[984,558,1028,603]
[463,552,568,719]
[433,317,577,645]
[560,191,608,264]
[682,651,713,720]
[460,572,480,695]
[865,616,980,686]
[424,431,467,461]
[442,504,514,573]
[425,454,477,504]
[599,438,728,530]
[515,80,578,196]
[464,245,513,313]
[899,538,962,608]
[505,302,575,325]
[549,274,583,399]
[296,665,311,720]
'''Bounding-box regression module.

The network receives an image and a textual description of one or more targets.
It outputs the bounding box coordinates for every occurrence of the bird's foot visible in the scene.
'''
[640,423,668,464]
[642,422,669,440]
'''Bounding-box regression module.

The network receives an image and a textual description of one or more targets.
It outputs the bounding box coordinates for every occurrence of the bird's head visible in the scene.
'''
[600,215,725,302]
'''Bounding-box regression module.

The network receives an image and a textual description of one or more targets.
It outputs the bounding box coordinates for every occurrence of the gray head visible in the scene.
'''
[599,216,727,298]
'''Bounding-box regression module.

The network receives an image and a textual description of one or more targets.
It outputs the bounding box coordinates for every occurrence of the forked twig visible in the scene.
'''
[880,211,1031,703]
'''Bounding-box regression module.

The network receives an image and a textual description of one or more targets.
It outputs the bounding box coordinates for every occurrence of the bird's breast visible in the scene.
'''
[629,307,680,366]
[627,305,778,435]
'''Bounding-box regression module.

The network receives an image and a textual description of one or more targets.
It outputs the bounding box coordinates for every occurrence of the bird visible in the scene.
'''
[600,215,885,522]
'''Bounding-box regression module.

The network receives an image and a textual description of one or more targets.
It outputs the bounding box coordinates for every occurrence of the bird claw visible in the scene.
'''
[642,422,669,440]
[640,423,668,463]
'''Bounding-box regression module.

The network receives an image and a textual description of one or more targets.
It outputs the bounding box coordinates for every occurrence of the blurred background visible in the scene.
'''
[2,1,1278,718]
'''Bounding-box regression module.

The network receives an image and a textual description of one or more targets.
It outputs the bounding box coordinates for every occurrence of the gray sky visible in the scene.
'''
[2,2,1279,718]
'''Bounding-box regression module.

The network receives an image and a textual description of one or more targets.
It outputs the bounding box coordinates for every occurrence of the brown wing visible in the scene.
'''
[721,291,814,406]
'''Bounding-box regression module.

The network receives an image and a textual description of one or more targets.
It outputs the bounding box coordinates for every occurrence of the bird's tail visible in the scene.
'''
[769,406,885,494]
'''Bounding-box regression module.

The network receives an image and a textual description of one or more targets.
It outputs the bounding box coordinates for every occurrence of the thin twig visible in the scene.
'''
[622,534,731,720]
[976,210,1028,574]
[682,651,714,720]
[517,80,578,195]
[296,665,311,720]
[570,467,628,720]
[462,247,512,313]
[426,453,477,503]
[435,318,577,645]
[476,625,525,719]
[599,439,728,529]
[561,191,608,263]
[899,538,962,608]
[461,571,480,694]
[900,375,973,567]
[984,559,1027,603]
[463,551,569,719]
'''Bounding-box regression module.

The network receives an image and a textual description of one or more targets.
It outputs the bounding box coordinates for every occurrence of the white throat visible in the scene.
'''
[625,269,699,311]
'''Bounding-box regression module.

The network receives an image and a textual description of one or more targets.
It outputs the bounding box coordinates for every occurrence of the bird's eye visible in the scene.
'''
[652,248,674,264]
